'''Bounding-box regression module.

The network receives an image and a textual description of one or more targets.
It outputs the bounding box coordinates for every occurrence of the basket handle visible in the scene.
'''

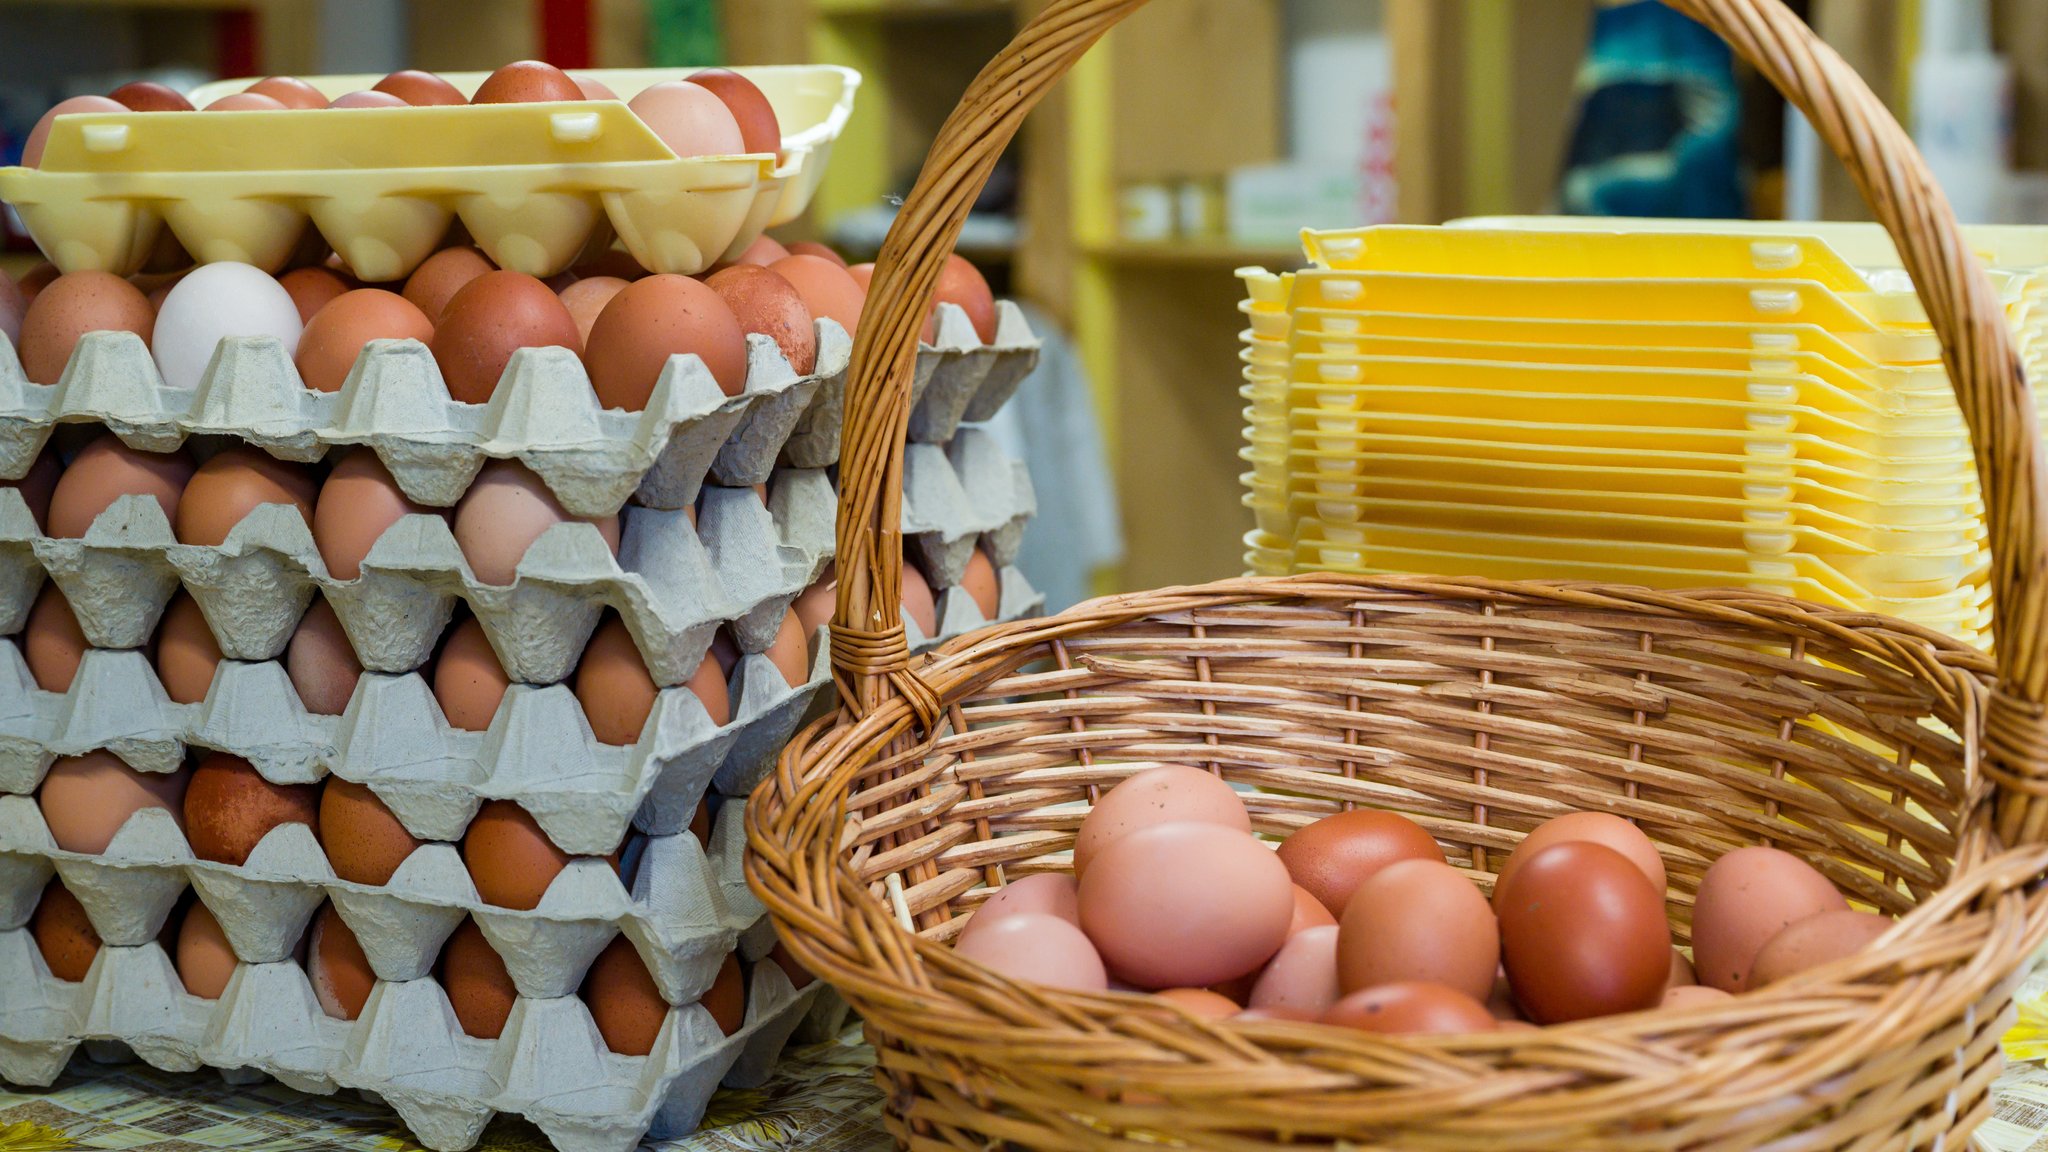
[828,0,2048,843]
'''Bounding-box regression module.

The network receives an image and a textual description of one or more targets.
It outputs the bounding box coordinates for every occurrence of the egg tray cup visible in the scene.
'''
[0,66,861,281]
[0,298,1038,515]
[0,796,825,1152]
[749,4,2048,1150]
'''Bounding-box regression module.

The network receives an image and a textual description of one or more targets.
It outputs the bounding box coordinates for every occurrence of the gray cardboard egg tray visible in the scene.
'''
[0,796,826,1152]
[0,300,1037,513]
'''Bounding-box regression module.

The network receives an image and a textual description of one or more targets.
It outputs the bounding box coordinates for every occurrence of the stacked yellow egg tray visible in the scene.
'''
[1239,220,2048,649]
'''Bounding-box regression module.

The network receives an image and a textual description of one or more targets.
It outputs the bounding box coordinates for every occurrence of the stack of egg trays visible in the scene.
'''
[1234,223,2048,648]
[0,304,1042,1151]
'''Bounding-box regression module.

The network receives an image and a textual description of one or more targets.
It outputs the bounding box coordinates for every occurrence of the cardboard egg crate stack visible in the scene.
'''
[1239,221,2048,648]
[0,289,1043,1151]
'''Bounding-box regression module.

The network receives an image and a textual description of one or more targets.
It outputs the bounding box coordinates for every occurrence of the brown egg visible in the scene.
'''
[18,270,156,385]
[558,276,629,346]
[308,903,375,1020]
[278,267,354,325]
[295,289,433,393]
[791,571,836,637]
[768,255,863,335]
[960,873,1081,942]
[30,879,100,982]
[572,75,619,101]
[39,750,189,853]
[586,274,747,407]
[1322,982,1495,1035]
[1079,822,1292,989]
[1492,812,1665,912]
[954,912,1108,993]
[1498,842,1669,1024]
[1690,846,1848,993]
[685,69,781,156]
[402,246,494,326]
[330,90,409,109]
[785,242,846,268]
[704,265,815,374]
[473,61,584,104]
[1248,925,1341,1017]
[108,81,195,112]
[174,445,316,546]
[1155,987,1238,1019]
[183,752,321,866]
[687,799,711,848]
[1,270,24,346]
[1336,858,1498,1002]
[959,548,999,619]
[319,776,420,886]
[174,899,237,998]
[1748,909,1892,988]
[6,450,62,532]
[440,919,518,1038]
[452,459,618,585]
[574,248,649,281]
[575,614,659,746]
[23,583,87,692]
[1669,948,1697,989]
[847,262,874,291]
[768,941,814,990]
[434,618,509,732]
[1662,984,1732,1010]
[142,271,187,313]
[583,935,672,1054]
[22,95,127,168]
[728,235,790,268]
[286,598,361,716]
[936,254,998,344]
[313,450,441,581]
[627,81,745,161]
[245,77,328,109]
[47,436,191,538]
[901,563,938,637]
[1277,809,1441,918]
[374,70,466,107]
[762,608,810,688]
[154,592,221,704]
[1289,885,1337,935]
[19,262,59,301]
[207,92,288,112]
[1073,765,1248,877]
[463,800,575,910]
[431,271,581,404]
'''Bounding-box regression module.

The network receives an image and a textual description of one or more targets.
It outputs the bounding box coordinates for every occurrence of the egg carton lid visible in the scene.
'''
[0,930,820,1152]
[0,471,828,682]
[0,66,859,281]
[0,317,849,517]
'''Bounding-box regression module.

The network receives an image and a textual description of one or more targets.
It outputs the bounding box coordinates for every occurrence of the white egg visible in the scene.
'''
[152,262,304,390]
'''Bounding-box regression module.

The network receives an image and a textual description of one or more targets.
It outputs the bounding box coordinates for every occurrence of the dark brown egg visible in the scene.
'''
[245,77,328,109]
[768,941,814,990]
[1321,982,1495,1036]
[687,69,781,154]
[575,614,657,746]
[183,752,321,866]
[472,61,583,104]
[319,776,421,886]
[154,592,221,704]
[704,265,815,374]
[23,583,87,692]
[402,246,494,326]
[1336,858,1498,1002]
[108,81,194,112]
[6,450,62,533]
[440,918,518,1038]
[430,271,581,404]
[30,878,100,982]
[1690,846,1848,993]
[584,935,672,1054]
[586,274,747,407]
[1497,842,1669,1024]
[308,902,375,1020]
[462,799,573,910]
[46,436,191,538]
[173,445,316,546]
[18,270,155,385]
[1277,809,1441,918]
[374,70,466,106]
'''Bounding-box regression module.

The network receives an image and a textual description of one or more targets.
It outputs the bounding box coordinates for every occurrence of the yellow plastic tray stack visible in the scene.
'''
[1239,221,2048,648]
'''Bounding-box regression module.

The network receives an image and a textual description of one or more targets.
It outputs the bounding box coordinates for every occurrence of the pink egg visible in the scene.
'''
[22,96,126,167]
[953,912,1106,992]
[1249,925,1341,1016]
[330,90,408,109]
[958,874,1079,943]
[1074,764,1248,877]
[572,75,620,101]
[206,92,288,112]
[1079,822,1292,989]
[626,81,745,159]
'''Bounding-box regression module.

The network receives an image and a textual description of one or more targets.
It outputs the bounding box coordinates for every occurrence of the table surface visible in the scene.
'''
[10,1011,2048,1152]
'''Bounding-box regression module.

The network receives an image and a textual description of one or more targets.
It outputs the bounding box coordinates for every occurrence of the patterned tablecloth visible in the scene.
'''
[9,997,2048,1152]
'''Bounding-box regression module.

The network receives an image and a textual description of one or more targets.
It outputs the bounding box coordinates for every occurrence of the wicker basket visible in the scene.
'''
[747,1,2048,1146]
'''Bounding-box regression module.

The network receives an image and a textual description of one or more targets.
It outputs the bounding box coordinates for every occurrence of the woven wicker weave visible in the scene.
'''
[747,1,2048,1147]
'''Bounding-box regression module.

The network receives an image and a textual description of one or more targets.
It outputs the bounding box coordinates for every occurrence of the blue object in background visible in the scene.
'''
[1559,0,1744,218]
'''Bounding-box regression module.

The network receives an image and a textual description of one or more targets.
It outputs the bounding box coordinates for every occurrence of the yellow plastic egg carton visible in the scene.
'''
[0,66,860,282]
[1446,216,2048,271]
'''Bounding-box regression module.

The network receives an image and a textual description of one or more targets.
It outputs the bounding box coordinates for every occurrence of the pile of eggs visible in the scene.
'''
[955,766,1890,1034]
